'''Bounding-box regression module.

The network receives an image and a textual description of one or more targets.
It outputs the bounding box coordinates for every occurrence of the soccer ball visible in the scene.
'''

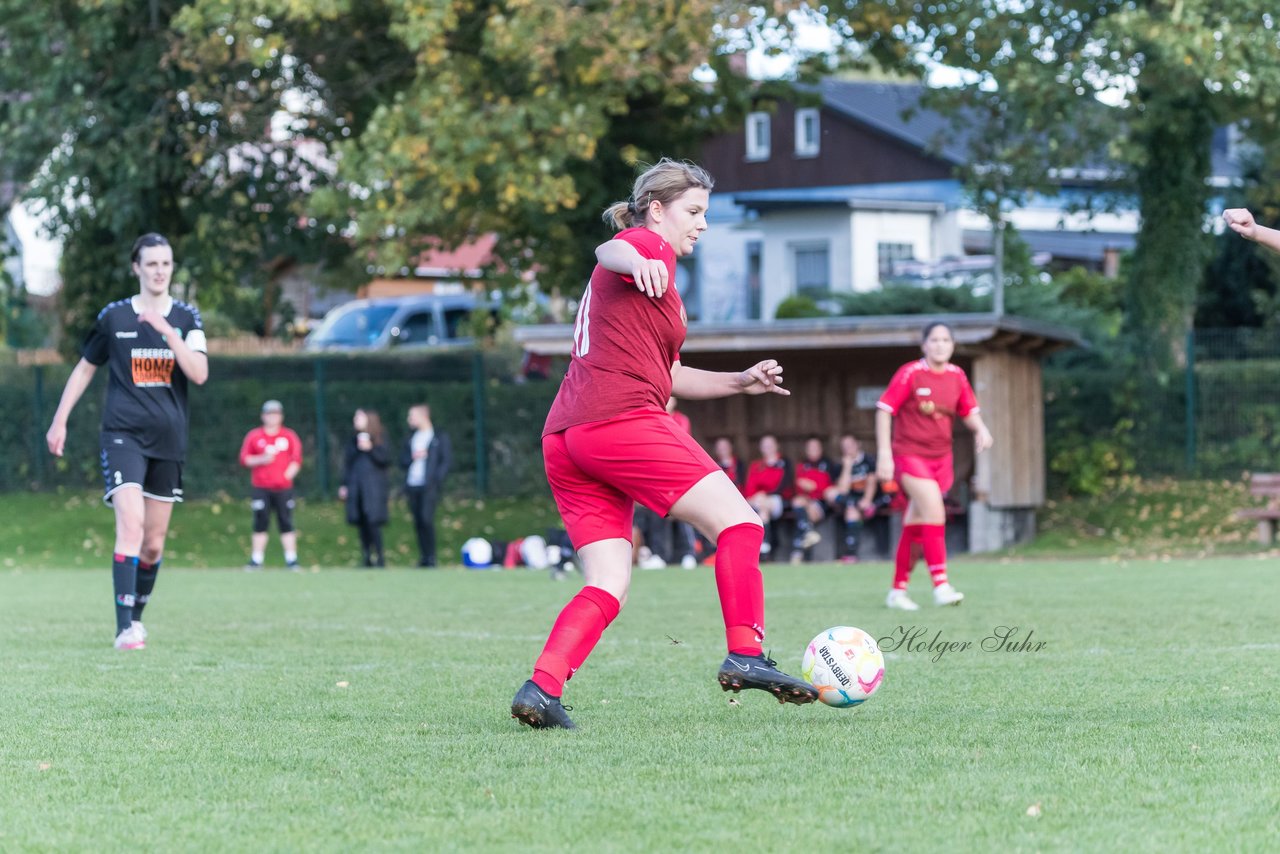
[801,626,885,708]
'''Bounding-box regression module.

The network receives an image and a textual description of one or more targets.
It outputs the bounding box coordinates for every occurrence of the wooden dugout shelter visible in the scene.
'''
[514,313,1083,552]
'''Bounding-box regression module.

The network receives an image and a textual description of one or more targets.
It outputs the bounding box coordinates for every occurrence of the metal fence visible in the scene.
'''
[0,349,559,500]
[3,327,1277,501]
[1044,327,1280,483]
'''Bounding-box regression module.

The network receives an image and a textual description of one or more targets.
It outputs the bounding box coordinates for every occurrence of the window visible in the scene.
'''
[795,108,820,157]
[745,240,762,320]
[676,256,699,322]
[745,112,771,161]
[443,307,472,339]
[392,311,437,346]
[793,244,830,295]
[877,242,916,280]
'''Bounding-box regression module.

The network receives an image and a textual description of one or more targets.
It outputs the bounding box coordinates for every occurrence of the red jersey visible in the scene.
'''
[794,462,833,499]
[239,427,303,490]
[543,228,685,436]
[744,458,793,499]
[877,359,978,457]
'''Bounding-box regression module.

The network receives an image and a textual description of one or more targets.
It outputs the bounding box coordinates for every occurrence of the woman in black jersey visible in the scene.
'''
[46,233,209,650]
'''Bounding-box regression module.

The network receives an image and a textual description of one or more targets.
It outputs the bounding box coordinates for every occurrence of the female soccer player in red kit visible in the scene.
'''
[876,322,993,611]
[511,159,817,728]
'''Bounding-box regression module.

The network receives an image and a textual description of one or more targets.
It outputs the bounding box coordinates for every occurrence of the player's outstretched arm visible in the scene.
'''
[1224,208,1280,254]
[670,360,789,400]
[595,240,668,298]
[46,359,98,457]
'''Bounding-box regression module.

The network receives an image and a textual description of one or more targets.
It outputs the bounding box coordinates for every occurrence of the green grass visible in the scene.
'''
[1,556,1277,851]
[0,492,562,570]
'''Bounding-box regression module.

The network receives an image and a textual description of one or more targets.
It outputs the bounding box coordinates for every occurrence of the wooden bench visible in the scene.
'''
[1237,473,1280,544]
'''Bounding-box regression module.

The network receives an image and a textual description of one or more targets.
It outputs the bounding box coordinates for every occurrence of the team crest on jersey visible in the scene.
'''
[919,399,936,415]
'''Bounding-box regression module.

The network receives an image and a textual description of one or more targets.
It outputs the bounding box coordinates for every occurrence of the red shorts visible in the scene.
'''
[543,407,719,549]
[893,453,954,495]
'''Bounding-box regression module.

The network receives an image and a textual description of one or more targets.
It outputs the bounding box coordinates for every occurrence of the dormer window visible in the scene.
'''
[795,108,820,157]
[746,112,771,161]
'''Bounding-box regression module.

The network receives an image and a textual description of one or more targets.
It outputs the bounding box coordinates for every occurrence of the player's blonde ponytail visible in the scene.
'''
[602,158,715,231]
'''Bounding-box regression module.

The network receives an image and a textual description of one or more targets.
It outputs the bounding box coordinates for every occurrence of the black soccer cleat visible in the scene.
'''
[718,652,819,705]
[511,680,576,730]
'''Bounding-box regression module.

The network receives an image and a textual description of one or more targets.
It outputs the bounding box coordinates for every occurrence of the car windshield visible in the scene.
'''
[311,305,399,346]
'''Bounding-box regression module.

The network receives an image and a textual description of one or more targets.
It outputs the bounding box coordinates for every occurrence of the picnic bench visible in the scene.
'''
[1237,473,1280,544]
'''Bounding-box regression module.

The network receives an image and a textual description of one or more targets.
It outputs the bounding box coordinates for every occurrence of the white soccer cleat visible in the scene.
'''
[681,554,698,571]
[131,620,148,642]
[933,582,965,606]
[114,624,146,650]
[886,589,921,611]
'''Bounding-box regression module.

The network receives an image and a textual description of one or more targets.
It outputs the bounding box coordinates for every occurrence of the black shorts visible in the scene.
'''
[251,487,296,533]
[100,441,183,505]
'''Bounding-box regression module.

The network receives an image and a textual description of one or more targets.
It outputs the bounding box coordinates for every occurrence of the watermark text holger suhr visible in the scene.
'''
[878,626,1048,663]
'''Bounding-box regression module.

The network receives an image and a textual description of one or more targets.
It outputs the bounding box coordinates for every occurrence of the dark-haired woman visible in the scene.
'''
[46,233,209,650]
[338,409,391,567]
[510,159,817,730]
[875,322,992,610]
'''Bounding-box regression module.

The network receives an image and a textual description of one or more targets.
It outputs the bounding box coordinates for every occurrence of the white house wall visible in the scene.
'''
[849,209,953,292]
[758,210,852,319]
[694,197,763,323]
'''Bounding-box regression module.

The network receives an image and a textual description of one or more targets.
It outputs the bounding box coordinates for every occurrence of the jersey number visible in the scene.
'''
[571,283,592,359]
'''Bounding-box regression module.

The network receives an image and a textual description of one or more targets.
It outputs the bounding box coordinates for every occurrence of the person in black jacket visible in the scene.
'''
[400,403,452,567]
[338,408,390,567]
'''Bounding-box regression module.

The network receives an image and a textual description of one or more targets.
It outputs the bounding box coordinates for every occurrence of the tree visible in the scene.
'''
[0,1,415,349]
[2,1,815,345]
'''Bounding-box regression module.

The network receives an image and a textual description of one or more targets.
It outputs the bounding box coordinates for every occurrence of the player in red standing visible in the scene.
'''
[239,399,303,569]
[876,321,993,610]
[511,159,817,729]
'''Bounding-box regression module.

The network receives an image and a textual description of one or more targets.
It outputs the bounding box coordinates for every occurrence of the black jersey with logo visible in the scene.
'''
[82,296,207,461]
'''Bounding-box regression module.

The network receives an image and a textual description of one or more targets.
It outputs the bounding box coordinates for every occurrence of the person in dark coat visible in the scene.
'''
[338,408,390,567]
[400,402,452,567]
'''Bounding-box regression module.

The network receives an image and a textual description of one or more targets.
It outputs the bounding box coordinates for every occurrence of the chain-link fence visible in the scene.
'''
[0,349,559,500]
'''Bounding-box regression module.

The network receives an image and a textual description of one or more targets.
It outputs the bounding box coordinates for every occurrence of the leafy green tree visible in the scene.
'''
[0,1,415,349]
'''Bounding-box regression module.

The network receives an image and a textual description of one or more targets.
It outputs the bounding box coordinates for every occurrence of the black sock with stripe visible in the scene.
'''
[134,559,160,622]
[112,553,139,635]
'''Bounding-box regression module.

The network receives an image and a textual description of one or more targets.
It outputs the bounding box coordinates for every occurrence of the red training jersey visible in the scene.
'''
[877,359,978,458]
[239,427,303,490]
[744,458,793,500]
[543,228,686,436]
[794,462,833,499]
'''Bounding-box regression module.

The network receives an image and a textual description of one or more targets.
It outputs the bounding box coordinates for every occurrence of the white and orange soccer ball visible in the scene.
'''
[801,626,885,708]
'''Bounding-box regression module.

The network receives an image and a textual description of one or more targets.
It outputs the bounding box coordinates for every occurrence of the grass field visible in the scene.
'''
[2,553,1277,851]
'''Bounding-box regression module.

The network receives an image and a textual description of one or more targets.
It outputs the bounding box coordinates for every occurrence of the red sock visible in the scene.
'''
[531,586,621,696]
[893,524,924,590]
[715,523,766,656]
[921,524,949,587]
